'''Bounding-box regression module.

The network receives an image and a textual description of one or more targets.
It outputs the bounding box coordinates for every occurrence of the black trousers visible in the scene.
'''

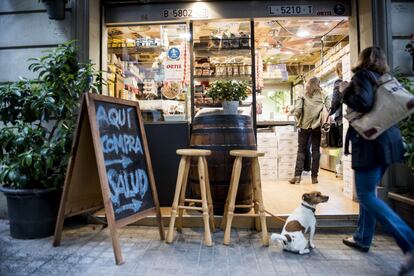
[294,128,321,177]
[304,136,311,171]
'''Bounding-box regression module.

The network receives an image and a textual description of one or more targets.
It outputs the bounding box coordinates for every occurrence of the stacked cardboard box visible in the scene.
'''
[257,131,278,180]
[276,126,298,180]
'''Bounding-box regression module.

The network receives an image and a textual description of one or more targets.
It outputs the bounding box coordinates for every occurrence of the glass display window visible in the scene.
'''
[192,20,253,115]
[107,24,191,122]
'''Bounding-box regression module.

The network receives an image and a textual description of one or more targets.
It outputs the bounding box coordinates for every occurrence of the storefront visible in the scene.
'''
[96,0,362,222]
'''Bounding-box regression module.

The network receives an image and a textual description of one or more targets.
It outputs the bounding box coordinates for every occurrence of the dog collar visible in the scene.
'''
[301,203,316,213]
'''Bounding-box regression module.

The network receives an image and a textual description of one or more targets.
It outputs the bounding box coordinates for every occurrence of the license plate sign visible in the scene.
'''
[163,8,208,19]
[268,5,313,16]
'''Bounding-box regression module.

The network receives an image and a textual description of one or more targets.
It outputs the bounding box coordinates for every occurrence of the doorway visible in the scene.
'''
[253,18,358,216]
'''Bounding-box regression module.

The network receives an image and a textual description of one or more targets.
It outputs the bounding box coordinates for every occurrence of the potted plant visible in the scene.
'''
[0,42,101,239]
[206,80,248,114]
[382,69,414,229]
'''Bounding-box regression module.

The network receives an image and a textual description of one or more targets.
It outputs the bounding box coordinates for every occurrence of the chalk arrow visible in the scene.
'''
[105,155,133,169]
[115,199,143,214]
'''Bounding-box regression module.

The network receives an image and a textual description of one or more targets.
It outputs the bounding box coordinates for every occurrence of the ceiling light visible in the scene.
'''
[300,51,304,54]
[282,51,293,55]
[307,41,312,46]
[297,30,310,38]
[324,22,329,26]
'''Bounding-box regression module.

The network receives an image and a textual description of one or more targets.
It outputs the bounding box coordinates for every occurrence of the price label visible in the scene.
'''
[268,5,313,16]
[163,8,208,19]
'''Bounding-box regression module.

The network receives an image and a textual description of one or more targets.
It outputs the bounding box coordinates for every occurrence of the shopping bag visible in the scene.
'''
[345,72,414,140]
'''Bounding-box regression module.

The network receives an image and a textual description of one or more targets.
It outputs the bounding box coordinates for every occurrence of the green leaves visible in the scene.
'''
[0,41,101,189]
[394,68,414,170]
[206,80,249,102]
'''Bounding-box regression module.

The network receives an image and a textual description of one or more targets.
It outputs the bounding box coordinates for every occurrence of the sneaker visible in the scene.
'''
[311,177,318,184]
[288,176,301,184]
[342,237,369,252]
[399,251,414,276]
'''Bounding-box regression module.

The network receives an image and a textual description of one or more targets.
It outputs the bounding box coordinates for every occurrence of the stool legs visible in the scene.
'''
[252,158,269,246]
[254,196,261,232]
[223,156,243,245]
[166,156,189,243]
[202,157,215,232]
[177,159,190,232]
[221,159,236,231]
[198,157,212,246]
[223,155,269,247]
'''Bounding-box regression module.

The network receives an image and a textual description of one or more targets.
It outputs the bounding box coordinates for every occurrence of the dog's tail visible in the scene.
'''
[271,233,292,245]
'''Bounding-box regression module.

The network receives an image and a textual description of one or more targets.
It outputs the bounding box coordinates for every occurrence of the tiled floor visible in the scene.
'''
[0,219,409,276]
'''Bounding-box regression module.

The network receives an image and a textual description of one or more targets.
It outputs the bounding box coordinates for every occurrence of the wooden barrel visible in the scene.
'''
[189,114,256,215]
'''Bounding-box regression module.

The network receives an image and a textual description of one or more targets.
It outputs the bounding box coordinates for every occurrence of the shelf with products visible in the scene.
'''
[194,75,251,81]
[306,42,350,80]
[194,54,252,81]
[193,32,251,49]
[193,48,251,57]
[107,24,192,123]
[108,46,163,55]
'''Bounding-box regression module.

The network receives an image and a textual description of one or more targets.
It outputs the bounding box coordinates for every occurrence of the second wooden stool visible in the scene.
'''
[166,149,215,246]
[221,150,269,246]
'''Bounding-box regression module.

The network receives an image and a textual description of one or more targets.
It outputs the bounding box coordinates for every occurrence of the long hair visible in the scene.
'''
[336,61,343,78]
[352,46,390,74]
[305,77,322,97]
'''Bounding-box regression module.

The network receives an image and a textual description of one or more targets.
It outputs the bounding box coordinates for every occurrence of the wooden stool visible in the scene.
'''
[221,150,269,246]
[166,149,215,246]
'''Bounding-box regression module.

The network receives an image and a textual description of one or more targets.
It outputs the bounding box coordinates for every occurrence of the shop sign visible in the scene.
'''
[105,1,351,24]
[165,46,185,81]
[167,47,180,60]
[268,5,313,16]
[267,3,348,17]
[163,7,209,19]
[164,61,184,81]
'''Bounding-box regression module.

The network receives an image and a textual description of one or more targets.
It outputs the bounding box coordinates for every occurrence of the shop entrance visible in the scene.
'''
[104,14,359,222]
[252,18,359,216]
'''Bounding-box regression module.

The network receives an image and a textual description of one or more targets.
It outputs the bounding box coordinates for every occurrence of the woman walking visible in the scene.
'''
[289,77,330,184]
[340,46,414,275]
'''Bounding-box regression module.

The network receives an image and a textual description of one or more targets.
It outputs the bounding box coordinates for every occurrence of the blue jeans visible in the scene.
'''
[353,166,414,253]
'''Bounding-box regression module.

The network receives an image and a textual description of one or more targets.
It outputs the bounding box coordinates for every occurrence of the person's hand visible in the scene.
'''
[339,81,349,93]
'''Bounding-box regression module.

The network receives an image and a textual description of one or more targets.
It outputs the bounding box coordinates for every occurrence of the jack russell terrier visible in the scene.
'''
[271,191,329,254]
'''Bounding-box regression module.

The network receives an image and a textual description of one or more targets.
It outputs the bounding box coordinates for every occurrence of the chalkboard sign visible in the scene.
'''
[95,101,155,221]
[53,93,164,265]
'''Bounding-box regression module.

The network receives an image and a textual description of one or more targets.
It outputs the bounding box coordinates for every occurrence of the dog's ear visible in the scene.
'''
[302,193,310,202]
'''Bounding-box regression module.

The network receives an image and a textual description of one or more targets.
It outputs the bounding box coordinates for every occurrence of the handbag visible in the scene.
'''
[321,112,342,148]
[344,72,414,140]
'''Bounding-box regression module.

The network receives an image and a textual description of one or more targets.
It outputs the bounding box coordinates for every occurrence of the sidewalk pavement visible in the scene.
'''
[0,219,409,276]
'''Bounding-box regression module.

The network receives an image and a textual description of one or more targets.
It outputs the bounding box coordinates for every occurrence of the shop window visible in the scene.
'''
[192,20,253,115]
[107,24,191,122]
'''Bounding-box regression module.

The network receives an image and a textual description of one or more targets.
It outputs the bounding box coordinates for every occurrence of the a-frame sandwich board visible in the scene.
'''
[53,93,165,265]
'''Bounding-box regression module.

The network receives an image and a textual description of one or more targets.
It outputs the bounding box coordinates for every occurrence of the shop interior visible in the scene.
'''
[106,17,358,217]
